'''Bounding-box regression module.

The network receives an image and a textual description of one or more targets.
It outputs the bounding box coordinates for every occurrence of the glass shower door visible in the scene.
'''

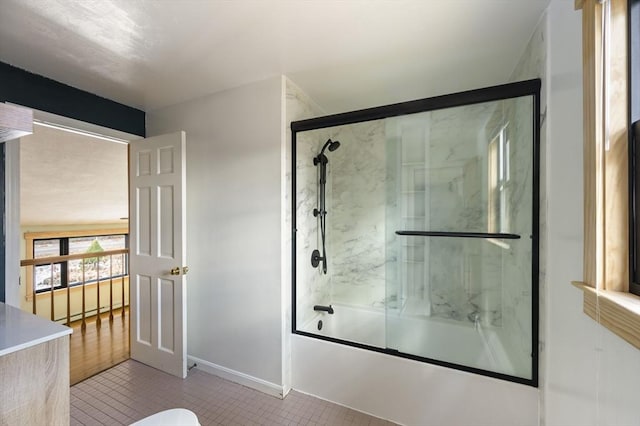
[385,95,535,381]
[293,79,539,385]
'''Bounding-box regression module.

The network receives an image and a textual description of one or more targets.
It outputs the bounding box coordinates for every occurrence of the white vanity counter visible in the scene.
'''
[0,302,72,356]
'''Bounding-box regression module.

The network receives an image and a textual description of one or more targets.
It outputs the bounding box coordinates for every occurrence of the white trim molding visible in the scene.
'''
[187,355,286,399]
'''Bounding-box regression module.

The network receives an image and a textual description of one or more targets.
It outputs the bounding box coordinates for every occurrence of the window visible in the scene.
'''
[33,239,63,291]
[31,232,128,293]
[575,0,640,351]
[577,0,628,292]
[488,124,510,234]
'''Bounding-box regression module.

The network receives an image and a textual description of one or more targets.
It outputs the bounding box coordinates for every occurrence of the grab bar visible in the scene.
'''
[395,231,521,239]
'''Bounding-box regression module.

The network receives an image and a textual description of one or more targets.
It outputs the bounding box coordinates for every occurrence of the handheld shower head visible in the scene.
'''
[319,139,341,156]
[311,138,341,274]
[314,139,341,166]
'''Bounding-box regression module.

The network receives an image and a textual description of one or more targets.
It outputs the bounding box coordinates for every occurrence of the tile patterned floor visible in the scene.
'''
[71,360,397,426]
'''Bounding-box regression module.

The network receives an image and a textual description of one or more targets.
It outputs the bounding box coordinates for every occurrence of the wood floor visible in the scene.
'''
[69,307,130,385]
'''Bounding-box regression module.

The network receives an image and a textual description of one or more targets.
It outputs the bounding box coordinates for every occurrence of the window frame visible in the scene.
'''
[577,0,629,292]
[574,0,640,352]
[32,238,65,292]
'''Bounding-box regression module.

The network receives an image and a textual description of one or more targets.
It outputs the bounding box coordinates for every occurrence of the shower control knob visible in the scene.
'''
[311,249,323,268]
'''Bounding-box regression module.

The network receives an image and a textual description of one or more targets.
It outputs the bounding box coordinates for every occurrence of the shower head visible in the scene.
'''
[319,139,341,156]
[314,139,341,166]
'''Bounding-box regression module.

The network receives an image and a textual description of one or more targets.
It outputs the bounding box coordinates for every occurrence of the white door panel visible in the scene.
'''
[129,131,186,378]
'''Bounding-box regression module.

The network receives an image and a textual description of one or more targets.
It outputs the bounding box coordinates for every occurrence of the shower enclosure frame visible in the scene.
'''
[291,79,541,387]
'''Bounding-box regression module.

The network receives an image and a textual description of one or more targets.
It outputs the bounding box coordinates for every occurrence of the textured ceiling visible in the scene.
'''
[19,125,128,226]
[0,0,550,114]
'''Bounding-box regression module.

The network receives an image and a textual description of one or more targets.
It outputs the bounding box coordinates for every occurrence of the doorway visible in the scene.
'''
[5,106,188,382]
[18,118,131,384]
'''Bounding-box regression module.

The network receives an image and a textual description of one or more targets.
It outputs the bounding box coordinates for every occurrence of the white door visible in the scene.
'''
[129,131,187,378]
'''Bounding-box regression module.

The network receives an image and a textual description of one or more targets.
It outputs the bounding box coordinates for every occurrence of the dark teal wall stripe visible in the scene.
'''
[0,61,145,137]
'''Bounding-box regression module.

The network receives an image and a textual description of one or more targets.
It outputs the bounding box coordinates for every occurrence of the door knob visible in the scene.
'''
[170,267,181,275]
[182,266,189,275]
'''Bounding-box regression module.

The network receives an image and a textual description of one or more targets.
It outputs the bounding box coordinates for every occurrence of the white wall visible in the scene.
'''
[544,1,640,425]
[146,77,285,393]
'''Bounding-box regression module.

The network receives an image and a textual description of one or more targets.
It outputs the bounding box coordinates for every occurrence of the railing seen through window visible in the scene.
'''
[33,234,128,293]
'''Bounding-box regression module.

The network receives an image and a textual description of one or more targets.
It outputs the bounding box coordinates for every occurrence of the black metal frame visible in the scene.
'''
[291,79,541,387]
[629,0,640,296]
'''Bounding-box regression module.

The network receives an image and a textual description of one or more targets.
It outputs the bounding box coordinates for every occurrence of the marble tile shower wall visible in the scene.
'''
[294,106,527,328]
[317,102,519,327]
[296,130,332,329]
[330,120,387,308]
[287,80,331,331]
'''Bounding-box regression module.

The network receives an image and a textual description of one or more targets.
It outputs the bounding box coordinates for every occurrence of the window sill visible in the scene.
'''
[572,281,640,350]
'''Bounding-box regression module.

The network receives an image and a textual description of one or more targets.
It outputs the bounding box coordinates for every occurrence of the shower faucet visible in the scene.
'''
[311,249,324,268]
[313,304,334,314]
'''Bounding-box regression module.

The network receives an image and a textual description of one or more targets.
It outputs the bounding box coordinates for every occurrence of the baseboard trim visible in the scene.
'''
[187,355,284,399]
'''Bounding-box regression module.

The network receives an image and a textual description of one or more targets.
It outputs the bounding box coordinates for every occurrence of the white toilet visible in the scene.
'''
[130,408,201,426]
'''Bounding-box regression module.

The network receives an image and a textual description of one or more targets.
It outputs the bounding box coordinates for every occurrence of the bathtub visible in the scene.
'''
[302,303,525,379]
[291,326,539,426]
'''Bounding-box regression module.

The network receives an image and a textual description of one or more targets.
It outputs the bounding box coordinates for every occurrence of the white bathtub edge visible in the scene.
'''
[292,333,539,426]
[188,355,286,399]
